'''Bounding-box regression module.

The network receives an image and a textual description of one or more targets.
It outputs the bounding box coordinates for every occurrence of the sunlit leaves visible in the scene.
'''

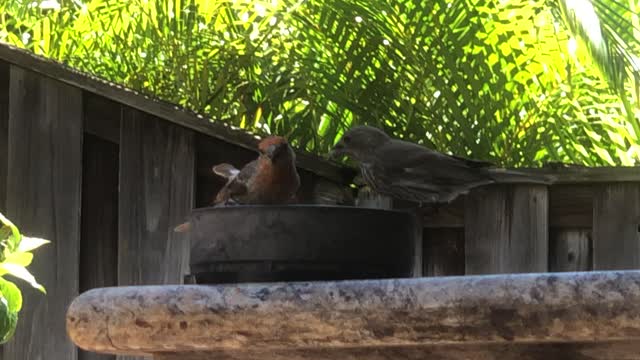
[0,0,638,166]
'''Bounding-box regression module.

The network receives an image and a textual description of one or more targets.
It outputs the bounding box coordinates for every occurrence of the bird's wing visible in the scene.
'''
[376,140,490,186]
[213,160,258,204]
[212,163,241,179]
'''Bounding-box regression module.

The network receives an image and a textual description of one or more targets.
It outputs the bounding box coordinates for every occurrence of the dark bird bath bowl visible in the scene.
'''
[185,205,419,284]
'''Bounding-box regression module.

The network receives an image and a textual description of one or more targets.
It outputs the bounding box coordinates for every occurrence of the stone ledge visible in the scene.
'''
[66,271,640,358]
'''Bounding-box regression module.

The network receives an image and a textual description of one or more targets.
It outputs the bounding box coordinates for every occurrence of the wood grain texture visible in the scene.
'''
[79,134,119,360]
[3,66,82,360]
[0,61,8,213]
[422,185,593,228]
[422,228,465,277]
[593,184,640,270]
[464,185,549,274]
[118,107,194,286]
[118,108,195,360]
[549,228,591,272]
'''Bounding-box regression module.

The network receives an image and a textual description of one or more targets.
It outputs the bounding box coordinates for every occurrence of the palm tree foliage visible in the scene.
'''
[1,0,639,166]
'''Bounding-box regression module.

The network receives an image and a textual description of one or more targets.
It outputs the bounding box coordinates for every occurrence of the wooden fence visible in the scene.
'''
[0,55,350,360]
[1,43,640,360]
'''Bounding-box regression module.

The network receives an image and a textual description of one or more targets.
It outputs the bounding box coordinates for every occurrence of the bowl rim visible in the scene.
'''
[189,204,412,216]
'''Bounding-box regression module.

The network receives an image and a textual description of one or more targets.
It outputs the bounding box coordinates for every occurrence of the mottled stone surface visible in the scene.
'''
[67,271,640,358]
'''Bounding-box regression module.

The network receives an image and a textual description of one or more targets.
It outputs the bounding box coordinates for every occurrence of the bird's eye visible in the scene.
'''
[343,135,351,143]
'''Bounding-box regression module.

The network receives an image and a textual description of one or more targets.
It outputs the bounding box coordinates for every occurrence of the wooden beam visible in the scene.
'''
[464,185,548,274]
[3,66,82,360]
[593,184,640,270]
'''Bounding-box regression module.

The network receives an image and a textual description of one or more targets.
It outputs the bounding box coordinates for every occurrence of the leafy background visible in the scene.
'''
[1,0,639,167]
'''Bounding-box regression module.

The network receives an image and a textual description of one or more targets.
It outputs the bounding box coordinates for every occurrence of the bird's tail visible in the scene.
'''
[487,168,556,185]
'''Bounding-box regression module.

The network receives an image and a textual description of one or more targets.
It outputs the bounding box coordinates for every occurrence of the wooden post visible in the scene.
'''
[465,185,548,274]
[3,66,83,360]
[593,183,640,269]
[79,134,119,360]
[549,228,591,272]
[0,61,8,213]
[423,228,465,276]
[356,187,422,277]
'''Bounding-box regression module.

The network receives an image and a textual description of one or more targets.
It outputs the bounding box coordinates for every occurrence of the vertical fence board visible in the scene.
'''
[118,108,195,285]
[465,185,548,274]
[0,61,8,213]
[593,184,640,269]
[423,228,465,276]
[4,66,82,360]
[79,134,119,360]
[117,108,195,360]
[549,228,591,272]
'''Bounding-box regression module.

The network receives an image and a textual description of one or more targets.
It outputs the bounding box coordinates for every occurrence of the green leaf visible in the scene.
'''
[0,264,46,294]
[0,278,22,313]
[17,237,50,253]
[2,252,33,268]
[0,213,20,252]
[0,298,18,345]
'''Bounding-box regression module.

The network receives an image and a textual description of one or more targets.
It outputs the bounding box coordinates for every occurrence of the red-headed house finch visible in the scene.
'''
[174,135,300,232]
[329,125,555,205]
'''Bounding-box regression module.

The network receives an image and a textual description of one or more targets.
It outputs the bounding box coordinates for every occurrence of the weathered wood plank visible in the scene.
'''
[422,228,465,276]
[549,228,591,272]
[79,134,119,360]
[84,93,121,144]
[118,108,195,360]
[422,184,593,228]
[118,108,194,286]
[0,61,8,213]
[465,185,548,274]
[3,66,82,360]
[593,184,640,270]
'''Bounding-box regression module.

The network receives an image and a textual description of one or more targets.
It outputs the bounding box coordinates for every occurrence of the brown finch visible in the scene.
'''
[330,125,554,205]
[174,135,300,232]
[212,135,300,205]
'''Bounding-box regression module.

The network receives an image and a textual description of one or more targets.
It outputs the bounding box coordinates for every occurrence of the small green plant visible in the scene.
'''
[0,212,48,344]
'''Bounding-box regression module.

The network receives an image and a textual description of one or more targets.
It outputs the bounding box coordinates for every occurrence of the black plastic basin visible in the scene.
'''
[185,205,419,284]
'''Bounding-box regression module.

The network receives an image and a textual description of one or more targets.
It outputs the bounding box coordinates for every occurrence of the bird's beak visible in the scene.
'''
[329,141,346,159]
